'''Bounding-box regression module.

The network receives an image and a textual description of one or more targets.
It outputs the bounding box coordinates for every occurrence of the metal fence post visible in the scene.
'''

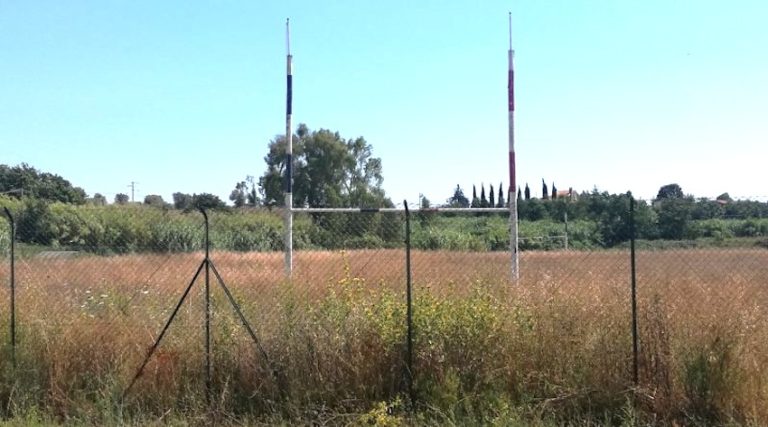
[629,195,639,385]
[403,200,415,409]
[200,208,212,403]
[3,207,16,368]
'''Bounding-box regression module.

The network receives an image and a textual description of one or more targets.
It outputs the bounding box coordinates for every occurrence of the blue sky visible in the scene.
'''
[1,0,766,206]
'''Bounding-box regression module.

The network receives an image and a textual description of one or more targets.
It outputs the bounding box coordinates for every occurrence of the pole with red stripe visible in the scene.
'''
[508,13,519,281]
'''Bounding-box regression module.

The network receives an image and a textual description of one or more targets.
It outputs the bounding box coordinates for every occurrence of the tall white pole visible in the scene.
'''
[508,13,520,281]
[284,19,294,277]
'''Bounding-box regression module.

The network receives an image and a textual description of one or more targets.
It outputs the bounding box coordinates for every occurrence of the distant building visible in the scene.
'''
[555,187,578,201]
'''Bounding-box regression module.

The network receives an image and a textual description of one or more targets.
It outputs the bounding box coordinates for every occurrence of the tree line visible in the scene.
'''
[2,123,767,252]
[445,180,579,209]
[0,164,86,204]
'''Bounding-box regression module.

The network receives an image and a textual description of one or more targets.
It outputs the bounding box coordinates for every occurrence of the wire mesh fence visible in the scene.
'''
[0,201,767,419]
[634,246,768,414]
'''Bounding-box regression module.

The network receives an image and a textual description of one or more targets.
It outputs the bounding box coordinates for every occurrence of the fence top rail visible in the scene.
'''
[287,207,511,213]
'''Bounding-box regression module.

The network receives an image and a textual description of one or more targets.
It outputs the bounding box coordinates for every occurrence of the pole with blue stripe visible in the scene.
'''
[284,18,294,277]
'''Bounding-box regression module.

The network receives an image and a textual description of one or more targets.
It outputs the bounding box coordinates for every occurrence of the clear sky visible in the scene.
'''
[2,0,766,206]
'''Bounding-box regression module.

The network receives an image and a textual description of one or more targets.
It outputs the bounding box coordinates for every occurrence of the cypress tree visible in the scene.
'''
[471,185,479,208]
[448,184,470,207]
[489,184,495,207]
[480,184,488,207]
[524,183,530,200]
[542,179,549,200]
[497,183,505,208]
[517,188,522,202]
[552,182,557,199]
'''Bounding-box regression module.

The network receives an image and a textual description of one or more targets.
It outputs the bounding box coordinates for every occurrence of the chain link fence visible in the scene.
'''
[634,245,768,416]
[0,200,767,421]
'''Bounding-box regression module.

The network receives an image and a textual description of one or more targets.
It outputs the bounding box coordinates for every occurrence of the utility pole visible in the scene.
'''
[128,181,138,202]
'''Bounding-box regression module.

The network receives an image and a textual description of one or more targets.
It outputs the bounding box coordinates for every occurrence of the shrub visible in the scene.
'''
[0,220,9,255]
[689,219,735,240]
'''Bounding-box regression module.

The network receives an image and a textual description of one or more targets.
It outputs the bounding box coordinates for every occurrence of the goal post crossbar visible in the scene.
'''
[284,207,512,214]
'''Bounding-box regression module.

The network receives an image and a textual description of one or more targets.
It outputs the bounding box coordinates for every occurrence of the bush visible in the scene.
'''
[411,226,485,251]
[150,220,202,252]
[16,199,56,245]
[7,200,762,254]
[344,234,385,249]
[689,219,735,240]
[682,336,739,422]
[0,220,9,256]
[732,218,768,237]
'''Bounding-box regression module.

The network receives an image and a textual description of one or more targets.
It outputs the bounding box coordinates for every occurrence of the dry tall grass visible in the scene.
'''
[0,247,766,424]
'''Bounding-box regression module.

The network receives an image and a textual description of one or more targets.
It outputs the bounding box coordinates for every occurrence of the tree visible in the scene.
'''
[245,175,259,206]
[480,184,489,208]
[723,200,767,219]
[471,185,480,208]
[172,192,193,210]
[551,182,557,199]
[143,194,167,208]
[595,192,634,246]
[657,197,694,239]
[446,185,469,208]
[716,193,732,203]
[17,199,55,245]
[0,163,86,204]
[258,124,390,208]
[115,193,129,205]
[656,183,684,200]
[420,196,431,209]
[542,179,549,200]
[89,193,107,206]
[489,184,495,208]
[229,181,248,208]
[691,198,724,220]
[518,198,547,221]
[524,183,530,201]
[517,188,522,201]
[192,193,227,211]
[345,134,387,207]
[417,195,434,226]
[497,183,505,208]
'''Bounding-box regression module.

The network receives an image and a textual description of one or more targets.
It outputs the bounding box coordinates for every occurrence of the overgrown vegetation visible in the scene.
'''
[2,161,767,254]
[1,194,766,256]
[0,249,766,425]
[1,166,766,424]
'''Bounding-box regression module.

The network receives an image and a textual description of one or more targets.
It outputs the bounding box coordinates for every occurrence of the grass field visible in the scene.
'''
[0,247,767,425]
